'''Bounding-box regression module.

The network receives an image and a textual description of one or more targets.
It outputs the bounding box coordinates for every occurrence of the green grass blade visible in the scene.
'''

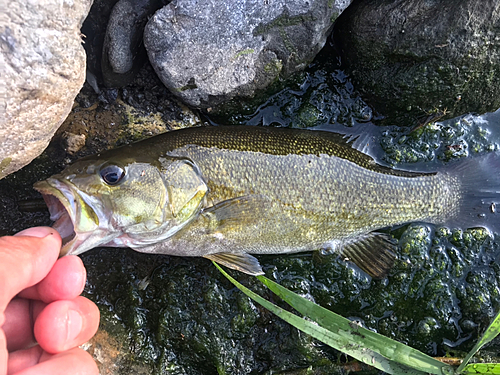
[214,263,449,375]
[456,310,500,373]
[461,363,500,374]
[256,275,451,375]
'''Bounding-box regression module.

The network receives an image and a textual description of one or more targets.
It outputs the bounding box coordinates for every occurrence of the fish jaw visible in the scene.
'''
[34,178,115,256]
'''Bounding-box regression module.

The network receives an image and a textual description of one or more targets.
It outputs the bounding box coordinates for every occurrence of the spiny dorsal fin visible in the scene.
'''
[340,233,397,279]
[204,252,264,276]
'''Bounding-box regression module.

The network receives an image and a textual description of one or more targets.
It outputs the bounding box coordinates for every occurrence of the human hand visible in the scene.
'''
[0,227,100,375]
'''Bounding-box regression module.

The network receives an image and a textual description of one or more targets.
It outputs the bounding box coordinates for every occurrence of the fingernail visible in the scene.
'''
[14,226,56,238]
[66,309,83,344]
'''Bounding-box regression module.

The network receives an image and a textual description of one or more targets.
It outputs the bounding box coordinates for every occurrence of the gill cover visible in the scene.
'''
[122,157,208,249]
[163,159,208,224]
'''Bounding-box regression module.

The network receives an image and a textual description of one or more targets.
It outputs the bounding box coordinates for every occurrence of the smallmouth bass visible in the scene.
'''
[34,126,500,278]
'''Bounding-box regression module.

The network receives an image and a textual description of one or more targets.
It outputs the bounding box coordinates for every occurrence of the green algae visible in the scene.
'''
[334,10,500,127]
[79,249,346,374]
[379,113,499,167]
[253,13,314,37]
[232,49,255,60]
[263,58,283,75]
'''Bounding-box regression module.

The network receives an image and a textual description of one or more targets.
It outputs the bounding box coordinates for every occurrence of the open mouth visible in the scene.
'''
[41,193,76,249]
[34,177,105,256]
[34,179,80,256]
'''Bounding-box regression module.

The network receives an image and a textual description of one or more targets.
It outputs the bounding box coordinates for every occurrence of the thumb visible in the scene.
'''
[0,227,62,313]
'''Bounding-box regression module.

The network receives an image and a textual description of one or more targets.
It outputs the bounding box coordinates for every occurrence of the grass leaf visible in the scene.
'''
[257,274,451,375]
[461,363,500,374]
[456,310,500,373]
[214,262,452,375]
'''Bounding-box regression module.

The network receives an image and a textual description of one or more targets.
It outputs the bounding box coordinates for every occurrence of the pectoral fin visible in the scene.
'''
[203,194,273,231]
[339,233,396,279]
[204,253,264,276]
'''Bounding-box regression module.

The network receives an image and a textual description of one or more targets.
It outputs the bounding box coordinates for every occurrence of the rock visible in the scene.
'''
[144,0,351,108]
[62,132,86,155]
[0,0,92,179]
[80,0,119,87]
[334,0,500,126]
[101,0,166,88]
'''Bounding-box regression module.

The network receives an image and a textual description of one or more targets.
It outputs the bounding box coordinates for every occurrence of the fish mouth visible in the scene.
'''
[41,192,77,250]
[34,179,99,256]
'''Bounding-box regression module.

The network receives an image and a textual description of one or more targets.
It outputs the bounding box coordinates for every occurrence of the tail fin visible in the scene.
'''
[446,152,500,232]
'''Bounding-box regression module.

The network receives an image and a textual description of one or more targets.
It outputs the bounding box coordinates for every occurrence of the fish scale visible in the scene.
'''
[168,145,459,230]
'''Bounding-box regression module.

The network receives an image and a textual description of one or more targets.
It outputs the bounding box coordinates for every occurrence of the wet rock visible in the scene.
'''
[62,132,86,155]
[102,0,166,88]
[334,0,500,126]
[0,0,92,179]
[144,0,351,108]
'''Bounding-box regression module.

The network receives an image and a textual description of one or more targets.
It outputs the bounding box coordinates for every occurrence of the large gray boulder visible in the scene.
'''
[334,0,500,126]
[144,0,351,108]
[0,0,92,179]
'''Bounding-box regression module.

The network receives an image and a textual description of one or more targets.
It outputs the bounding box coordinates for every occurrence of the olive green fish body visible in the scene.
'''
[34,126,500,277]
[158,146,457,253]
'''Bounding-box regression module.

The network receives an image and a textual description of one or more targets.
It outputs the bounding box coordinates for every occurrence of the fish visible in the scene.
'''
[34,125,500,278]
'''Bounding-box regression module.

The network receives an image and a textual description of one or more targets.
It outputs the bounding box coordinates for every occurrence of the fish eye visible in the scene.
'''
[99,164,125,185]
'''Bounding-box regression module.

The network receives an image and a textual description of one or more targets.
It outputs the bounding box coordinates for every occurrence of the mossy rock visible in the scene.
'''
[334,0,500,126]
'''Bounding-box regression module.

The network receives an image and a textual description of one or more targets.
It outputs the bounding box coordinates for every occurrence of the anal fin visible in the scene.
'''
[204,253,264,276]
[339,232,396,279]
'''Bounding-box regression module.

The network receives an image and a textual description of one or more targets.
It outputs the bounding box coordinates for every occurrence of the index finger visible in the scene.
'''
[0,227,62,316]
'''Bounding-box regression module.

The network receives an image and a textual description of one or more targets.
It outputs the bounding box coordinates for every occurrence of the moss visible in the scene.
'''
[263,58,283,74]
[0,157,12,179]
[232,48,255,60]
[253,13,314,37]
